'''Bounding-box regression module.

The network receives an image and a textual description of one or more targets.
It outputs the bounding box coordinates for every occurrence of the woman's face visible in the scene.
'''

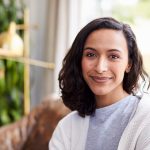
[81,29,131,107]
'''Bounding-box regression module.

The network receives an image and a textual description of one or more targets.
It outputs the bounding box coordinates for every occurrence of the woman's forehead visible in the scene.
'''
[84,29,128,52]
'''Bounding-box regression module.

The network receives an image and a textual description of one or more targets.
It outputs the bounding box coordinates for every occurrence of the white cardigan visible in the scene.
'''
[49,94,150,150]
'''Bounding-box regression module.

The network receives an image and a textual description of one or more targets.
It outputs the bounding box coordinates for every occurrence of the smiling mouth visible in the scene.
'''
[90,76,112,83]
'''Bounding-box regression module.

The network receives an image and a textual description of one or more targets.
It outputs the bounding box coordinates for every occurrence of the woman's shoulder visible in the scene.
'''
[133,93,150,121]
[60,111,79,121]
[50,111,90,150]
[57,111,89,130]
[118,93,150,149]
[138,93,150,110]
[59,111,87,124]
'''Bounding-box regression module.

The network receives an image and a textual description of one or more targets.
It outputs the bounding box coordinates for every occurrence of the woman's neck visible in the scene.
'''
[95,90,129,108]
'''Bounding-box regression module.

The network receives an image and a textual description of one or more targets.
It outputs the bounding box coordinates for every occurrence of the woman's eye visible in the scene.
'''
[109,55,119,60]
[85,53,96,57]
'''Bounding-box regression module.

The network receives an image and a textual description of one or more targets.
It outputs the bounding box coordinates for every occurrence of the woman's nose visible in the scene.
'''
[95,57,108,73]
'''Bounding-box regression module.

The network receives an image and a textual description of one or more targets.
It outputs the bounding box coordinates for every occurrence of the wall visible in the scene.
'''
[25,0,54,108]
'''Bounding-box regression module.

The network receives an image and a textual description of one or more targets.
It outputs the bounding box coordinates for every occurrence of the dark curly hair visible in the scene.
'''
[59,17,150,117]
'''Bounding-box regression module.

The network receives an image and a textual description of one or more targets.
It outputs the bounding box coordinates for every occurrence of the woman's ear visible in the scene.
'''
[125,67,130,73]
[125,62,132,73]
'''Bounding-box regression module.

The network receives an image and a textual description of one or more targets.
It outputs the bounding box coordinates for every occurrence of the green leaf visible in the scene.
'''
[10,109,22,121]
[0,110,11,125]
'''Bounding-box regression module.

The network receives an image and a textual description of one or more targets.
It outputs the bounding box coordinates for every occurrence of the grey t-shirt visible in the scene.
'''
[85,95,140,150]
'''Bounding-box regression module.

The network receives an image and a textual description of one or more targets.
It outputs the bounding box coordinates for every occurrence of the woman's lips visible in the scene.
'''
[90,76,112,83]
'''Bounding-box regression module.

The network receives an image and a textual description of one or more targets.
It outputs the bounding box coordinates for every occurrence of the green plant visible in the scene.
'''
[0,0,25,126]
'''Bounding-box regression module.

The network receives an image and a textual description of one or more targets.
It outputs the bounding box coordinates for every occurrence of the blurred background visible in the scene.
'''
[0,0,150,146]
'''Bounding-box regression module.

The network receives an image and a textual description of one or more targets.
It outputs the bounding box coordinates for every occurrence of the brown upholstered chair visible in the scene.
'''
[0,96,70,150]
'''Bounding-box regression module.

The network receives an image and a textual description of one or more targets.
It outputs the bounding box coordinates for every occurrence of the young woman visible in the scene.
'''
[49,17,150,150]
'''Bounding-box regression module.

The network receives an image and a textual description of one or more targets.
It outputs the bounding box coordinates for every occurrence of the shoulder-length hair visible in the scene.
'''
[59,17,150,117]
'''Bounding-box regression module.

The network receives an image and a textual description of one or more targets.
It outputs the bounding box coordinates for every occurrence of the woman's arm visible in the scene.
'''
[49,120,70,150]
[135,122,150,150]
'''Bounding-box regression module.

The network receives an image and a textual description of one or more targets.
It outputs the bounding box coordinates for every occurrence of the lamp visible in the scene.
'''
[0,22,24,56]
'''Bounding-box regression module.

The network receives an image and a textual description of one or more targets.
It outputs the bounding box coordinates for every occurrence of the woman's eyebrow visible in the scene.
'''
[83,47,96,51]
[108,49,122,53]
[83,47,122,52]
